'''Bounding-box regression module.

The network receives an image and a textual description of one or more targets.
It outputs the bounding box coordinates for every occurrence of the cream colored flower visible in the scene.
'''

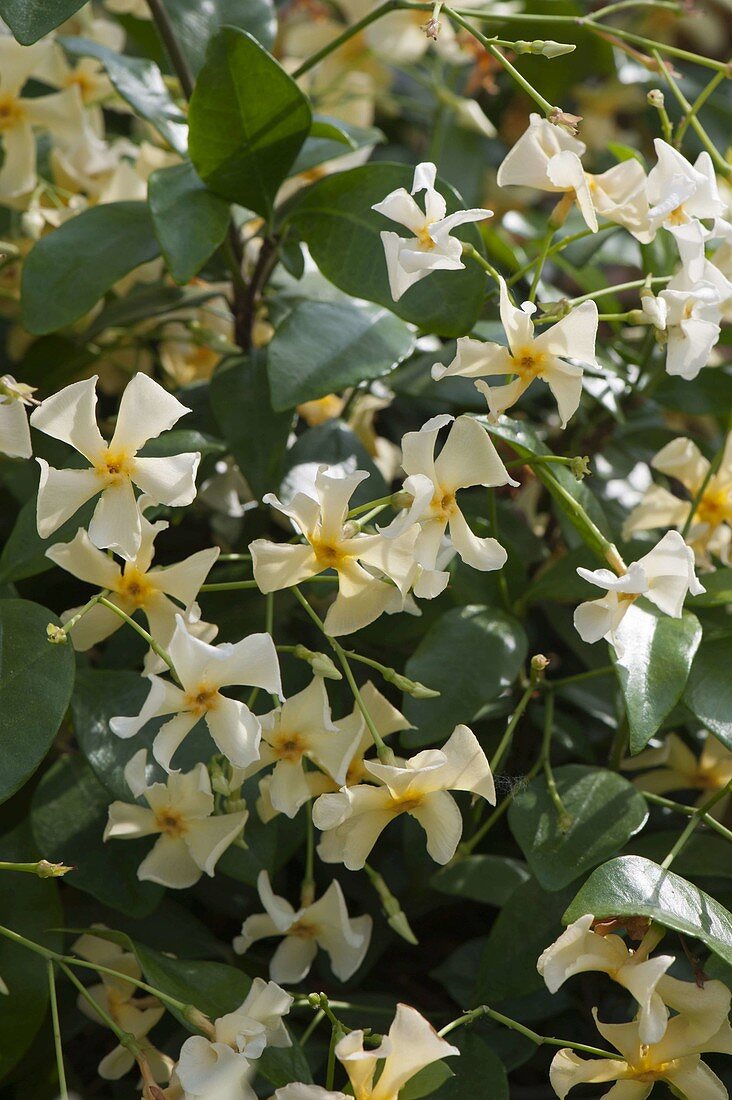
[433,277,598,428]
[233,870,372,983]
[46,505,219,651]
[538,915,674,1044]
[372,161,493,301]
[313,724,495,869]
[647,139,724,238]
[110,614,281,771]
[382,414,514,586]
[622,732,732,818]
[30,373,200,561]
[574,531,704,657]
[104,749,248,888]
[0,373,34,458]
[250,467,419,637]
[623,436,732,565]
[72,931,173,1082]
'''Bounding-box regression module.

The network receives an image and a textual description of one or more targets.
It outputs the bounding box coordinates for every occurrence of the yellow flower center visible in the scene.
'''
[272,731,307,762]
[416,224,435,249]
[666,204,687,226]
[694,482,732,527]
[430,489,457,519]
[65,70,98,102]
[346,757,367,785]
[311,539,351,571]
[512,347,546,378]
[290,918,319,939]
[184,684,219,717]
[118,567,153,608]
[95,448,133,485]
[390,793,424,814]
[0,94,25,131]
[155,808,188,837]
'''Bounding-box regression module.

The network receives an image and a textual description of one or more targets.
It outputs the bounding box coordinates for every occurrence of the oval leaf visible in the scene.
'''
[683,636,732,750]
[0,0,85,43]
[166,0,277,76]
[149,162,231,284]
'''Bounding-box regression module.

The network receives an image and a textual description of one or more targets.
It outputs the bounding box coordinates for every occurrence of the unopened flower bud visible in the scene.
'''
[383,668,440,699]
[531,653,550,675]
[21,209,46,240]
[385,902,419,945]
[184,1005,215,1038]
[647,89,665,108]
[570,456,591,480]
[292,644,342,680]
[540,40,576,58]
[391,489,414,512]
[307,992,322,1008]
[47,623,67,644]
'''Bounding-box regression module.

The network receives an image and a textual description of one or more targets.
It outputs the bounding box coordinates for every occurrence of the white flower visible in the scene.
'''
[233,870,372,982]
[72,931,173,1082]
[250,467,419,637]
[538,916,674,1044]
[313,724,495,869]
[647,139,724,237]
[176,979,292,1099]
[46,505,219,651]
[433,277,598,428]
[104,750,248,889]
[371,161,492,301]
[0,374,34,459]
[573,530,705,656]
[382,414,515,581]
[623,435,732,565]
[30,373,200,561]
[334,1003,459,1100]
[245,677,360,819]
[622,732,732,818]
[274,1088,345,1100]
[110,614,282,772]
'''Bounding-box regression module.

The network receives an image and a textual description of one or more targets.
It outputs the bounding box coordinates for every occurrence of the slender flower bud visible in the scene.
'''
[291,644,342,680]
[382,668,440,699]
[647,89,665,108]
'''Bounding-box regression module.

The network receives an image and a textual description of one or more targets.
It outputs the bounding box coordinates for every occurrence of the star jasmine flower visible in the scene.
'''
[250,467,419,637]
[30,373,201,561]
[0,374,35,459]
[233,870,372,983]
[46,503,219,652]
[104,750,248,889]
[646,139,724,237]
[313,724,496,869]
[573,530,705,657]
[433,277,598,427]
[382,413,515,579]
[371,161,493,301]
[110,614,282,772]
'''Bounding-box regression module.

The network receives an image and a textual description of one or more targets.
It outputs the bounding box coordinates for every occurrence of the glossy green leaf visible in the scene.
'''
[688,568,732,608]
[21,202,160,334]
[0,0,85,43]
[59,36,188,152]
[268,300,415,411]
[431,855,530,908]
[149,162,231,284]
[0,599,75,804]
[402,605,527,747]
[166,0,277,75]
[400,1061,454,1099]
[564,856,732,966]
[613,604,702,754]
[188,28,311,216]
[0,821,62,1082]
[31,755,163,918]
[210,353,292,499]
[281,419,388,510]
[431,1034,508,1100]
[291,116,384,176]
[0,494,95,586]
[508,766,648,890]
[290,163,487,338]
[85,283,220,339]
[628,832,732,881]
[684,637,732,750]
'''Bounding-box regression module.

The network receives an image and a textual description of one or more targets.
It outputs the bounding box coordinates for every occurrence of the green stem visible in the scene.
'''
[47,961,69,1100]
[541,693,572,829]
[643,791,732,844]
[201,576,336,592]
[488,490,512,613]
[0,860,71,877]
[301,804,316,907]
[507,224,618,288]
[652,50,732,177]
[592,22,732,74]
[674,70,725,148]
[300,1007,325,1046]
[680,428,730,538]
[57,589,107,637]
[348,494,397,518]
[60,961,144,1058]
[592,0,682,16]
[293,0,395,77]
[567,276,670,307]
[548,665,615,689]
[490,681,534,772]
[439,1004,617,1058]
[461,242,504,286]
[146,0,195,96]
[97,597,178,680]
[528,227,554,302]
[363,863,418,944]
[661,780,732,869]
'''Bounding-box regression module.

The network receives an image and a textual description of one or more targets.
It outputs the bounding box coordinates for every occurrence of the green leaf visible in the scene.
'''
[0,599,75,804]
[402,606,527,747]
[0,821,62,1083]
[210,353,292,499]
[290,163,488,338]
[431,1034,508,1100]
[0,494,95,586]
[85,283,220,340]
[628,832,732,881]
[149,162,232,284]
[20,202,161,335]
[564,856,732,967]
[31,755,163,918]
[688,568,732,608]
[613,604,702,754]
[166,0,277,76]
[268,300,415,411]
[188,28,311,217]
[684,636,732,750]
[282,420,388,508]
[291,116,385,176]
[0,0,85,43]
[59,36,187,153]
[431,855,530,908]
[508,765,648,891]
[400,1061,454,1099]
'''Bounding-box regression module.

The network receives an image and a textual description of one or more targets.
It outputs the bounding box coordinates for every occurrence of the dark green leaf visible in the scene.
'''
[85,283,220,340]
[508,765,648,890]
[402,606,527,747]
[688,568,732,608]
[628,832,732,881]
[59,36,187,152]
[282,420,388,508]
[188,28,311,217]
[684,637,732,750]
[564,856,732,966]
[149,162,231,284]
[21,202,161,335]
[0,821,62,1082]
[210,353,292,499]
[400,1061,454,1099]
[166,0,277,76]
[0,599,75,804]
[0,0,85,44]
[290,163,487,338]
[268,300,415,410]
[431,855,530,907]
[431,1034,508,1100]
[31,755,163,918]
[0,495,95,585]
